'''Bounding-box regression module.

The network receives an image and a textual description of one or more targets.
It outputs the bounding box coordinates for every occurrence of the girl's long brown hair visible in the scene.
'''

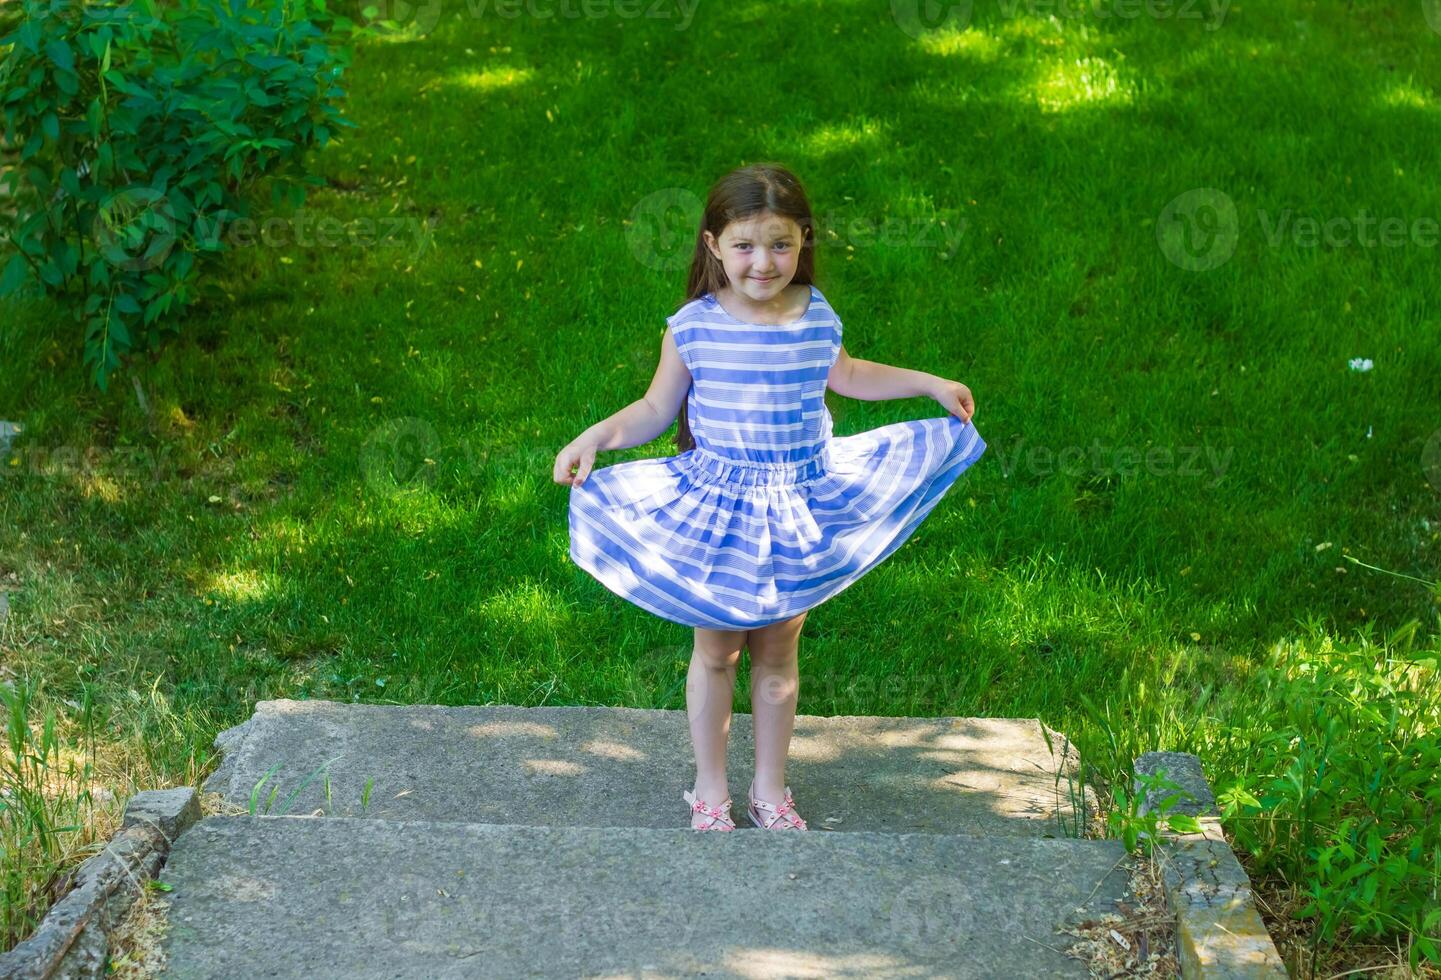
[671,163,820,454]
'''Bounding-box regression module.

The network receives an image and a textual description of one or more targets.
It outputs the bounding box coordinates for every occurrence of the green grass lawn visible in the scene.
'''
[2,0,1439,971]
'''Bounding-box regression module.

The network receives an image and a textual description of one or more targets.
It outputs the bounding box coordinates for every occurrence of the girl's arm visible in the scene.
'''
[827,344,976,422]
[554,326,692,486]
[828,344,937,400]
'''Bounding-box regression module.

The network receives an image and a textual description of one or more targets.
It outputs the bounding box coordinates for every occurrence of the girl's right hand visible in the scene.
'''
[554,440,599,487]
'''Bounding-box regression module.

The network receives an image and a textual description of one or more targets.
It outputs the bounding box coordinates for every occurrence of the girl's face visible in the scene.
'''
[703,211,806,303]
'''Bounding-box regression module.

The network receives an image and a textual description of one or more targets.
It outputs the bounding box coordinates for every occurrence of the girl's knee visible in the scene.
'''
[747,611,807,664]
[693,627,745,670]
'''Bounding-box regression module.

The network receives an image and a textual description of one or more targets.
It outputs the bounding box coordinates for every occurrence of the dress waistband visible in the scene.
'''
[683,444,830,488]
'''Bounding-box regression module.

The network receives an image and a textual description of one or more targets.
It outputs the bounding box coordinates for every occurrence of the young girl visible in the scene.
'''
[553,163,986,832]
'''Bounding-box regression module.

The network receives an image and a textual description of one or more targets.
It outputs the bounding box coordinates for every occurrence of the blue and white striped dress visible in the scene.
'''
[568,284,986,630]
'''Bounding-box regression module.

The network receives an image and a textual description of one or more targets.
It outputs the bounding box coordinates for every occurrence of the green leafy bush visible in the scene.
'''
[1209,623,1441,968]
[0,0,359,390]
[1084,610,1441,970]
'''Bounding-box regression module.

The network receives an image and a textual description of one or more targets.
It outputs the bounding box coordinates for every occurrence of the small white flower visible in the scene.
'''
[1348,357,1373,372]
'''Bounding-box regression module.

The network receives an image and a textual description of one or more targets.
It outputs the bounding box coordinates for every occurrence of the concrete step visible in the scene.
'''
[203,699,1092,837]
[158,815,1133,979]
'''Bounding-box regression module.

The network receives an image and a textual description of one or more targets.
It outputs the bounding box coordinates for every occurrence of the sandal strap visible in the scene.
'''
[684,790,735,830]
[750,787,808,830]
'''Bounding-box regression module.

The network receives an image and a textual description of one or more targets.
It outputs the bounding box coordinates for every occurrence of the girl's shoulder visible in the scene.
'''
[810,284,838,320]
[805,285,841,335]
[665,295,714,331]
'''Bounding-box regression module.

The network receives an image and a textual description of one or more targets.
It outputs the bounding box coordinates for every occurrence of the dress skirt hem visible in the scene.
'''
[568,415,986,631]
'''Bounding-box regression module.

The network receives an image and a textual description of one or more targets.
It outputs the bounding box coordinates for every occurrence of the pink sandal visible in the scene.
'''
[683,789,736,831]
[747,780,808,831]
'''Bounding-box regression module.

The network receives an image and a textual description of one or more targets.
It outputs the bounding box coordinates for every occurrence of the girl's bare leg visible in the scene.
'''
[746,610,807,804]
[687,626,747,806]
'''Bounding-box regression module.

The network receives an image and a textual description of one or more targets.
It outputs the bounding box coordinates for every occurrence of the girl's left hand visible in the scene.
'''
[930,378,976,424]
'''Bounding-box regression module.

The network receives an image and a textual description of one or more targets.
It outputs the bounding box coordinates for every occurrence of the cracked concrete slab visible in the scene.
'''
[158,815,1134,979]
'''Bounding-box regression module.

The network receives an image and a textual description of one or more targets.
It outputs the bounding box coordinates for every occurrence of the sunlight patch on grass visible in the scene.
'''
[206,569,276,603]
[487,470,539,516]
[1376,80,1437,113]
[994,14,1067,45]
[1028,55,1136,112]
[473,580,571,635]
[802,118,888,155]
[449,65,536,93]
[916,25,1004,61]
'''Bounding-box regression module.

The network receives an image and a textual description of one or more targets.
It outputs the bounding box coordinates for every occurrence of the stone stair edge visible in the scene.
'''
[181,811,1117,847]
[0,788,201,980]
[1133,751,1288,979]
[233,691,1072,732]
